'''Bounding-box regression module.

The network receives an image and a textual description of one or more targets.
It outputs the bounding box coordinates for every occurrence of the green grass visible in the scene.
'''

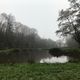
[0,63,80,80]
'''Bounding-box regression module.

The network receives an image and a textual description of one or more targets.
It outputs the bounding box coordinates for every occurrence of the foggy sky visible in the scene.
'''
[0,0,69,40]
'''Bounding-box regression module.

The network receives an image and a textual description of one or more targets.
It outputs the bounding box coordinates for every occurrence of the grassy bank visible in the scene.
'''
[0,63,80,80]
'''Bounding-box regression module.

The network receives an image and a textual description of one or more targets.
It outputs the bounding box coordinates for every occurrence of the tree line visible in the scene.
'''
[0,13,57,49]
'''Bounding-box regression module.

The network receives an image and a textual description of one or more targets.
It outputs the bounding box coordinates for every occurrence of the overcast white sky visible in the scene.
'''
[0,0,69,40]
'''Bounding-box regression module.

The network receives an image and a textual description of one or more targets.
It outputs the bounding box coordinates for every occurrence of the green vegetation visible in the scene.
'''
[0,63,80,80]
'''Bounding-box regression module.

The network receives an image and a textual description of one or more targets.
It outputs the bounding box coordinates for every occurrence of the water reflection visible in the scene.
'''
[40,56,69,63]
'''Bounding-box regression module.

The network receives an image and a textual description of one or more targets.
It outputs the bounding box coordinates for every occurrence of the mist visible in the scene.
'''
[40,56,69,63]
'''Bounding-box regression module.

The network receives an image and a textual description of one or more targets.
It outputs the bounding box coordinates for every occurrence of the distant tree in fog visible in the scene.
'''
[56,39,65,47]
[65,36,80,48]
[0,13,15,48]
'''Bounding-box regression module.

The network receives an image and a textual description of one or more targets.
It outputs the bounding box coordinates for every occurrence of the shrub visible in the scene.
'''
[49,48,64,57]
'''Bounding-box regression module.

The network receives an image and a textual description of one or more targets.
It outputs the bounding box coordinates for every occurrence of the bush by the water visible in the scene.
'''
[49,48,80,62]
[49,48,64,57]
